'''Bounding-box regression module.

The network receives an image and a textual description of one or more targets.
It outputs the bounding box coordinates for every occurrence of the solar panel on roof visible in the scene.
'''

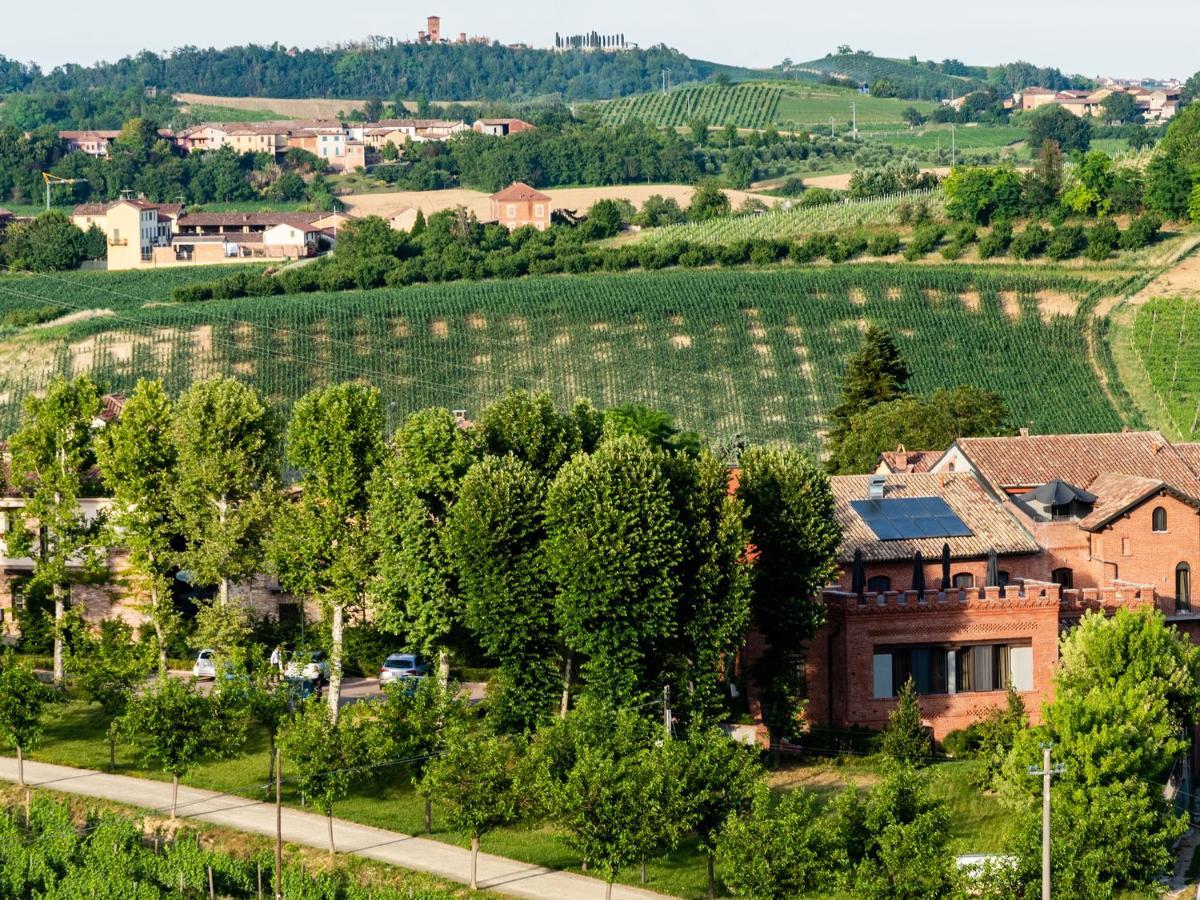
[850,496,973,541]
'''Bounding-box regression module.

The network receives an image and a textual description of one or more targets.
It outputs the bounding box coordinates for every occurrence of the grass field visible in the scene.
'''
[858,125,1026,152]
[180,102,287,122]
[15,699,1015,899]
[0,265,1128,448]
[1129,296,1200,439]
[774,85,938,129]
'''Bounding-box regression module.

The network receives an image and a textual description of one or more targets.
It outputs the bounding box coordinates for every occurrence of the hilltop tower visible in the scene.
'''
[427,15,441,42]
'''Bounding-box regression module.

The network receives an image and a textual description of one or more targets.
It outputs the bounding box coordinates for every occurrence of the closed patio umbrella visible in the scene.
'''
[940,543,951,591]
[911,550,926,601]
[851,548,866,600]
[986,548,1000,592]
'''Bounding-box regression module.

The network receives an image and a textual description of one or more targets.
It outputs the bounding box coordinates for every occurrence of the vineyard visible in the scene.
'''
[1130,297,1200,439]
[0,266,1129,449]
[791,53,975,97]
[597,83,783,129]
[638,190,945,245]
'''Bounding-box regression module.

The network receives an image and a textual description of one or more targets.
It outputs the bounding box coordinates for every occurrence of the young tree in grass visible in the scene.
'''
[94,378,182,675]
[544,434,683,707]
[279,699,365,853]
[5,375,106,686]
[0,650,54,786]
[269,383,385,720]
[878,677,931,767]
[444,455,559,731]
[716,783,837,899]
[68,619,152,769]
[735,447,841,747]
[115,675,235,817]
[172,378,279,661]
[368,407,477,682]
[418,726,521,890]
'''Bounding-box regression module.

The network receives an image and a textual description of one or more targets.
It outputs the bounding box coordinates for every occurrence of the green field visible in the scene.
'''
[597,82,783,129]
[1129,297,1200,439]
[0,265,1128,448]
[859,124,1026,152]
[774,85,937,129]
[180,102,287,122]
[792,53,976,97]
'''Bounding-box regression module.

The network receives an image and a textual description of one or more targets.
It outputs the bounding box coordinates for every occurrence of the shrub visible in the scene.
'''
[977,221,1013,259]
[941,724,985,759]
[1085,219,1120,261]
[748,239,782,266]
[877,677,931,766]
[947,222,977,245]
[1010,224,1049,260]
[903,224,945,260]
[717,241,752,266]
[171,284,214,303]
[866,231,901,256]
[1119,213,1163,251]
[1045,224,1087,261]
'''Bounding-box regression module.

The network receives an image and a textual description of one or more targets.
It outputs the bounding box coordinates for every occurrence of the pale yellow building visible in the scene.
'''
[72,199,179,270]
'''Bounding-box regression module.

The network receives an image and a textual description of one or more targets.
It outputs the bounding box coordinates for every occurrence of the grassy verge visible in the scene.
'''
[22,699,1015,899]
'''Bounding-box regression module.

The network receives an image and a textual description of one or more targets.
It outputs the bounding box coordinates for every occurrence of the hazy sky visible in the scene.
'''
[3,0,1196,80]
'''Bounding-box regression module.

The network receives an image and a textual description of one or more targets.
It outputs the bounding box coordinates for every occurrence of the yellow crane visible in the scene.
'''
[42,172,86,211]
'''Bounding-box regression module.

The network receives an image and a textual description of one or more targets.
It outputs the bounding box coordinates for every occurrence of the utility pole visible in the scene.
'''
[1028,744,1065,900]
[831,116,835,138]
[274,748,283,900]
[851,102,857,139]
[951,124,957,166]
[662,685,672,741]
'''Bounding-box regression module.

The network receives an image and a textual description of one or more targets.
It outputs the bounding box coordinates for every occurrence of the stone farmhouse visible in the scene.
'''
[1016,84,1180,122]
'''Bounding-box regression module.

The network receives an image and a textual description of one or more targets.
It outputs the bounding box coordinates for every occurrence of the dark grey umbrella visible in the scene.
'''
[940,543,951,591]
[851,548,866,600]
[986,548,1000,589]
[911,550,926,601]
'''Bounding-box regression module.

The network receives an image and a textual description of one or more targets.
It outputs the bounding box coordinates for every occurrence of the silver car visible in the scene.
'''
[285,650,330,682]
[379,653,429,686]
[192,648,217,680]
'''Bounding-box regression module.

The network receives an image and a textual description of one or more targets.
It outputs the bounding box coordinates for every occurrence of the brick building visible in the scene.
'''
[489,182,552,231]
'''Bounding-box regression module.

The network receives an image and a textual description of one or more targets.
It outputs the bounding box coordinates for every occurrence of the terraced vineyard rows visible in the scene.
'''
[639,190,944,245]
[598,83,783,128]
[1131,297,1200,439]
[0,266,1127,449]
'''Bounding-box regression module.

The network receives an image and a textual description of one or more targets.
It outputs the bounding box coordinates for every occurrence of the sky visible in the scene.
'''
[2,0,1196,81]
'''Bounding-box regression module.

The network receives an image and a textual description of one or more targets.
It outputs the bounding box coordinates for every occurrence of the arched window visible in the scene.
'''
[1051,568,1073,589]
[1153,507,1168,532]
[1177,563,1191,612]
[867,575,892,594]
[953,573,975,589]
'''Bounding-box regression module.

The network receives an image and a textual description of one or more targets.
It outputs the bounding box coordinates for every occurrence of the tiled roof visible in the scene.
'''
[878,446,939,474]
[175,212,327,229]
[490,182,551,202]
[955,432,1200,494]
[1077,473,1200,531]
[831,472,1039,564]
[72,198,163,215]
[1174,443,1200,474]
[96,393,125,423]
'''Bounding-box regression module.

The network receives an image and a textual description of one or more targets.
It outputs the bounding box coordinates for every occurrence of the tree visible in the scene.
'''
[0,211,87,272]
[94,378,181,674]
[279,700,365,852]
[1184,71,1200,106]
[878,677,931,766]
[172,378,279,660]
[418,726,521,889]
[1191,183,1200,224]
[943,165,1023,224]
[5,375,105,685]
[1101,91,1139,125]
[270,383,385,718]
[363,96,384,122]
[901,106,925,128]
[826,326,911,463]
[736,447,840,744]
[716,783,835,899]
[444,455,558,731]
[1160,103,1200,170]
[634,194,687,227]
[544,434,683,707]
[0,650,54,786]
[1022,140,1064,213]
[1144,152,1194,220]
[604,403,701,457]
[115,676,234,816]
[1026,105,1091,154]
[688,181,731,222]
[69,619,151,768]
[478,389,586,476]
[335,215,406,261]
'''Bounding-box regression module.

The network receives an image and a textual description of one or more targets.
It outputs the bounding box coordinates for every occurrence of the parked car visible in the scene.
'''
[282,675,323,710]
[192,649,217,680]
[285,650,329,682]
[379,653,429,686]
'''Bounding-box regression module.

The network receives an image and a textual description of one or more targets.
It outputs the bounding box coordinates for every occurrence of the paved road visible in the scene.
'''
[0,757,670,900]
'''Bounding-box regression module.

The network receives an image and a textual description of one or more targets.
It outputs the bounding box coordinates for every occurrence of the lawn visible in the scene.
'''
[21,699,1017,899]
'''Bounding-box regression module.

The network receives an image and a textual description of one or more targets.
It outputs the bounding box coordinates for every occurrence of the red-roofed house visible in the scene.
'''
[490,182,552,231]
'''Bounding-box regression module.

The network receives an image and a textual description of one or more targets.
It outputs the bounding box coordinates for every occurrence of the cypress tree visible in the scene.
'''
[826,326,911,471]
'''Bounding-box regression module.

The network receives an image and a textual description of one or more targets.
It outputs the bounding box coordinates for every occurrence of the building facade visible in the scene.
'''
[490,182,552,231]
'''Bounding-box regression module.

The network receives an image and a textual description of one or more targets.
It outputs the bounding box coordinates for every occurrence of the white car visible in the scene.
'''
[285,650,330,682]
[379,653,430,686]
[192,649,217,680]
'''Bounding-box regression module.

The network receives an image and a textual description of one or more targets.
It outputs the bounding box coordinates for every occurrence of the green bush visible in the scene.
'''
[977,221,1013,259]
[1045,224,1087,261]
[903,223,945,260]
[866,231,901,256]
[1010,223,1049,260]
[0,305,61,328]
[940,723,985,758]
[1085,219,1120,261]
[1119,213,1163,251]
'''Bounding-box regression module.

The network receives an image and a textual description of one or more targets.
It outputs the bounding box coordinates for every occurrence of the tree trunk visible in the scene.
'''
[267,734,276,785]
[171,774,179,819]
[219,577,229,608]
[327,603,344,722]
[16,745,23,787]
[605,880,613,900]
[641,858,647,883]
[436,648,450,687]
[707,851,715,900]
[151,578,168,675]
[52,584,65,686]
[559,651,573,719]
[470,835,479,890]
[327,811,335,854]
[424,798,432,834]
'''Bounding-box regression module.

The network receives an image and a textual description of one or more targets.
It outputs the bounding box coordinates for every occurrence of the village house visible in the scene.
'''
[490,182,553,231]
[71,199,183,270]
[473,118,536,137]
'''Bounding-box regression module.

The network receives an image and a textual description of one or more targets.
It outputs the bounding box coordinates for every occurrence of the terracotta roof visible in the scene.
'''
[954,432,1200,494]
[490,182,551,202]
[175,212,326,229]
[831,472,1038,564]
[72,198,164,215]
[1076,473,1200,531]
[877,446,939,474]
[1174,443,1200,474]
[96,393,125,423]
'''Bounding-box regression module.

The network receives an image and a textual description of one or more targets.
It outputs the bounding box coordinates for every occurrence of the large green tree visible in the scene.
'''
[736,447,841,745]
[172,378,279,659]
[1026,104,1092,154]
[5,375,105,684]
[0,211,87,272]
[270,383,385,718]
[70,619,151,768]
[1160,103,1200,171]
[825,326,911,467]
[94,378,181,673]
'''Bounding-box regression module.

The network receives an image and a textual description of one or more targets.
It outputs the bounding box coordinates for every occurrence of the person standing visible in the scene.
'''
[270,644,283,677]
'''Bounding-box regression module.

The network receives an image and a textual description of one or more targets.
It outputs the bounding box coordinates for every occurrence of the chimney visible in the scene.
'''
[868,475,886,500]
[1018,427,1030,438]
